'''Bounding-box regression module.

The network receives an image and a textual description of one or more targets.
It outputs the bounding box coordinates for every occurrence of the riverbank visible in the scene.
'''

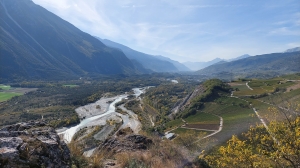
[56,87,149,143]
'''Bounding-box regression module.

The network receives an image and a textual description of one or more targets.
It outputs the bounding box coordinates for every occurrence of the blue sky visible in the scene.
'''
[32,0,300,62]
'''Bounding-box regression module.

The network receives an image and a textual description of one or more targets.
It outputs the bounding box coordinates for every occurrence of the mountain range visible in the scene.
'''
[196,51,300,79]
[183,54,251,71]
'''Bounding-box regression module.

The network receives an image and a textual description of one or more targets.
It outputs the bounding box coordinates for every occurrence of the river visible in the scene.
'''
[57,87,147,143]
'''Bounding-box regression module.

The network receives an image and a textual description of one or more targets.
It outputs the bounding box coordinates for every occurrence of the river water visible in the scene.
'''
[58,87,147,143]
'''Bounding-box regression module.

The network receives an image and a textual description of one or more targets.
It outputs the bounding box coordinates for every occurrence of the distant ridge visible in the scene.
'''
[183,58,223,71]
[98,38,183,72]
[183,54,251,71]
[227,54,250,62]
[284,47,300,53]
[196,52,300,79]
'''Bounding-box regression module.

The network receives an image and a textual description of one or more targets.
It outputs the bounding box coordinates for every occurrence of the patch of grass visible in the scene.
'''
[0,92,22,102]
[259,88,300,105]
[172,127,210,138]
[185,112,219,124]
[63,84,79,88]
[193,97,259,142]
[0,84,11,90]
[165,119,183,130]
[232,84,248,91]
[234,87,267,96]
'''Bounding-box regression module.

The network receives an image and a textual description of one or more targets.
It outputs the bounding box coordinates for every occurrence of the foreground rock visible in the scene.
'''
[0,121,70,168]
[99,134,153,153]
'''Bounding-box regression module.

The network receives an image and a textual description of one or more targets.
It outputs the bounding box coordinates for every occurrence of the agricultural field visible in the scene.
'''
[0,92,22,102]
[63,84,79,88]
[0,84,38,102]
[0,84,11,90]
[184,112,220,125]
[201,98,258,140]
[172,127,210,138]
[258,88,300,111]
[231,79,297,96]
[165,119,184,131]
[231,84,249,92]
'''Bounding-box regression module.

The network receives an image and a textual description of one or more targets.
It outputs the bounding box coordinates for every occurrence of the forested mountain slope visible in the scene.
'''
[0,0,143,81]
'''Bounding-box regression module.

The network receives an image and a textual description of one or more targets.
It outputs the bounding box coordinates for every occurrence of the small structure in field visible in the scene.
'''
[165,133,175,140]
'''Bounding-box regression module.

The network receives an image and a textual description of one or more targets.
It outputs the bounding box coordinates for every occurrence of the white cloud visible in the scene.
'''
[268,27,300,36]
[32,0,300,62]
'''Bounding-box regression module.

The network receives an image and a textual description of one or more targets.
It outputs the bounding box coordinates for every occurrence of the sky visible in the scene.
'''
[32,0,300,62]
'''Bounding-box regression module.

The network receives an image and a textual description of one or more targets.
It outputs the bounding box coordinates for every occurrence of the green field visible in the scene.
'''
[0,84,11,90]
[231,79,296,97]
[198,97,259,141]
[233,87,267,96]
[0,92,22,102]
[258,88,300,107]
[185,112,219,124]
[63,84,79,88]
[165,119,184,130]
[232,83,250,91]
[172,127,210,138]
[203,99,255,125]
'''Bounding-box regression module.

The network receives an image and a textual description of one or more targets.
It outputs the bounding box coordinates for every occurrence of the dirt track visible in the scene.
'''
[3,88,37,94]
[286,81,300,92]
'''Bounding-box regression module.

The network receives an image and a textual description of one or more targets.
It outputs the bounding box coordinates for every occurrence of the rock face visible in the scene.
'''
[0,121,70,168]
[100,134,152,153]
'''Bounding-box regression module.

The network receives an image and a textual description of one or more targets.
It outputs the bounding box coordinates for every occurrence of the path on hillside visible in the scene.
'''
[200,115,223,140]
[256,99,298,115]
[166,115,223,138]
[246,81,253,90]
[231,91,280,143]
[252,108,270,132]
[252,107,278,143]
[191,114,223,143]
[180,127,218,132]
[149,115,155,126]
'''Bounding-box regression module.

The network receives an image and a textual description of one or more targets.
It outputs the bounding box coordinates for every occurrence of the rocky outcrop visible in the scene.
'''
[0,121,70,168]
[99,134,152,153]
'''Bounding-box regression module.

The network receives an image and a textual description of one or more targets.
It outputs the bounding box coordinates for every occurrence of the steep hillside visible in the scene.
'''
[196,52,300,78]
[0,0,141,81]
[98,38,179,72]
